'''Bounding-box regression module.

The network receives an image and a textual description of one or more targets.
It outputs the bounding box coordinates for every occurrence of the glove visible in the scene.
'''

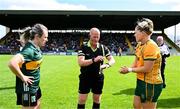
[100,63,110,70]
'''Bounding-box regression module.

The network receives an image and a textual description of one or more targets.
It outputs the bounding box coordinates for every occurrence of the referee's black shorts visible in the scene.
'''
[16,87,41,106]
[78,74,104,94]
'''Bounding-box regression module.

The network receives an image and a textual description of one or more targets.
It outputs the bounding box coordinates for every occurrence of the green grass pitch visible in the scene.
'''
[0,55,180,109]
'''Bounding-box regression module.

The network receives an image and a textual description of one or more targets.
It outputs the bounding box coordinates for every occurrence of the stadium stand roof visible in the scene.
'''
[0,10,180,31]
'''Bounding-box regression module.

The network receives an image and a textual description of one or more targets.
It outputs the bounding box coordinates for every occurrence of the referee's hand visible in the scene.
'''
[94,56,104,62]
[100,64,109,69]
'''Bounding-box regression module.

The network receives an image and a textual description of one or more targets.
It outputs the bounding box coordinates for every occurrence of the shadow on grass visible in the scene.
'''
[0,86,15,91]
[113,88,180,108]
[112,88,134,95]
[158,97,180,108]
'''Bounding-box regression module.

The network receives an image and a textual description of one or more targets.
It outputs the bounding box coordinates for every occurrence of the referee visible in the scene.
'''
[77,27,115,109]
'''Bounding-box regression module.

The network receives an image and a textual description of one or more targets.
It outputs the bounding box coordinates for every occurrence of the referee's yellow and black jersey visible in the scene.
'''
[16,42,43,94]
[78,41,111,75]
[135,39,163,84]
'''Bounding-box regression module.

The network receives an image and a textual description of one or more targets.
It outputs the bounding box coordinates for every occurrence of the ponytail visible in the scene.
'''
[19,26,32,46]
[19,23,47,46]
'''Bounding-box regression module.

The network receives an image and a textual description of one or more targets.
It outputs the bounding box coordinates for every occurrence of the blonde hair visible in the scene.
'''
[136,18,154,35]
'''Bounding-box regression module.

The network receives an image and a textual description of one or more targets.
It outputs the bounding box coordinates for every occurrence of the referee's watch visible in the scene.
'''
[92,58,95,63]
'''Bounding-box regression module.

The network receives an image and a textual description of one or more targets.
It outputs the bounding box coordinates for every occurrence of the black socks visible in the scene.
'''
[92,102,100,109]
[77,104,85,109]
[78,102,100,109]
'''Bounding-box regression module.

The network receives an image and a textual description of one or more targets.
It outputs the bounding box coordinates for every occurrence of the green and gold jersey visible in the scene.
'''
[16,42,43,94]
[135,39,163,84]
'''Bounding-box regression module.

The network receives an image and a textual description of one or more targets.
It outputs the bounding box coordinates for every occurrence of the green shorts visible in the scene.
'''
[135,79,163,103]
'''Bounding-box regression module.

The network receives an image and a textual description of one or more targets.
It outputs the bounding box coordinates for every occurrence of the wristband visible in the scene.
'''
[128,68,133,72]
[92,58,95,63]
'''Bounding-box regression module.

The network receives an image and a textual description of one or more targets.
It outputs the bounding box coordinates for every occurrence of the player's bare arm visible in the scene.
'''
[8,54,34,85]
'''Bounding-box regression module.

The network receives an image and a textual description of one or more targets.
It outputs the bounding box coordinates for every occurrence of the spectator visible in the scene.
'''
[156,36,170,88]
